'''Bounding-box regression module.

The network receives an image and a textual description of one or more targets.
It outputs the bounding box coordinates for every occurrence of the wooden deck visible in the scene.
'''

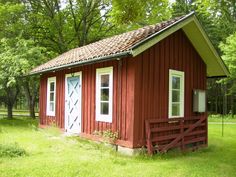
[145,116,207,155]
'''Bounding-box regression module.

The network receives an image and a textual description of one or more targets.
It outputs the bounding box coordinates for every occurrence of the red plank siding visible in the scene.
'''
[39,58,135,146]
[39,29,207,149]
[133,30,207,147]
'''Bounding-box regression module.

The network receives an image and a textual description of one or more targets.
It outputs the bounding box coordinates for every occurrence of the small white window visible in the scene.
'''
[168,70,184,118]
[47,77,56,116]
[96,67,113,123]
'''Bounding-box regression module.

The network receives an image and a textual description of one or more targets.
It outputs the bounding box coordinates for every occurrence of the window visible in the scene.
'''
[47,77,56,116]
[96,67,113,122]
[168,70,184,118]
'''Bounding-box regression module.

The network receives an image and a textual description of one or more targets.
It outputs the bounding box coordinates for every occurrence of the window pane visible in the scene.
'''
[172,76,180,89]
[50,92,54,101]
[172,103,180,116]
[50,102,54,112]
[101,102,109,115]
[172,90,180,102]
[50,82,55,91]
[101,88,109,101]
[101,74,109,87]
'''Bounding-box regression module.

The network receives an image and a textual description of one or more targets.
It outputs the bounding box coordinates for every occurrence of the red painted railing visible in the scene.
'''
[145,116,207,155]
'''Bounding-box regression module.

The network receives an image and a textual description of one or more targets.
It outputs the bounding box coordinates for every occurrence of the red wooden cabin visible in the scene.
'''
[31,12,229,154]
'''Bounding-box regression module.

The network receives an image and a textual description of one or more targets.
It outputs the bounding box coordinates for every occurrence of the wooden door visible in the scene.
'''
[65,72,82,134]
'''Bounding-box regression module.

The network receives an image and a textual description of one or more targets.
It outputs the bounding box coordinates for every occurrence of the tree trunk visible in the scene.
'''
[29,101,35,119]
[223,83,227,115]
[231,94,234,118]
[7,103,13,119]
[23,79,37,119]
[215,97,218,113]
[5,85,19,119]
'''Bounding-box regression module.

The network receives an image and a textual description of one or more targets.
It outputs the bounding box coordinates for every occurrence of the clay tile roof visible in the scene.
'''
[31,14,189,74]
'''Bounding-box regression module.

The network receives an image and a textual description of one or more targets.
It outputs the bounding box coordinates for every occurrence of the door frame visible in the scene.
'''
[64,71,82,133]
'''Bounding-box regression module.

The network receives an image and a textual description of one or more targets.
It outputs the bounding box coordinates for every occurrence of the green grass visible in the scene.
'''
[0,117,236,177]
[208,114,236,123]
[0,109,39,117]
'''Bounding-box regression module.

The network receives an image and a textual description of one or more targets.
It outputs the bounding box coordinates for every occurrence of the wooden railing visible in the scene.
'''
[145,116,207,155]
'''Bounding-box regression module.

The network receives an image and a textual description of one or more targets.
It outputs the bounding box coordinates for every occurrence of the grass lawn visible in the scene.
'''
[208,114,236,123]
[0,109,39,117]
[0,118,236,177]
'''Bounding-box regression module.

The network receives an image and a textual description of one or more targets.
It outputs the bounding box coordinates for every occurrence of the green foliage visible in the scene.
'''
[220,33,236,77]
[110,0,171,29]
[219,33,236,94]
[24,0,113,53]
[0,2,26,39]
[0,36,47,118]
[172,0,236,49]
[102,129,118,142]
[195,0,236,50]
[172,0,196,17]
[93,129,118,143]
[0,143,27,158]
[0,37,46,88]
[110,0,145,24]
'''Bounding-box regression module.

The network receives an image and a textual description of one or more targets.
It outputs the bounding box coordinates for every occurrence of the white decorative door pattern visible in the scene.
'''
[65,72,82,134]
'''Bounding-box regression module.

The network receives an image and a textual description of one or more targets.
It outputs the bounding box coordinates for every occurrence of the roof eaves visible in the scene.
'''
[130,12,229,77]
[29,50,132,75]
[191,16,230,77]
[207,75,228,79]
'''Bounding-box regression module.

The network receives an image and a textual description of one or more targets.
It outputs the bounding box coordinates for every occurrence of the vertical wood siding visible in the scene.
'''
[39,58,135,146]
[39,29,207,148]
[133,30,207,147]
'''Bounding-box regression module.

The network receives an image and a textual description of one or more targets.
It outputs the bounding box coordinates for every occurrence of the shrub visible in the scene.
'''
[93,129,119,143]
[0,143,27,158]
[102,130,118,142]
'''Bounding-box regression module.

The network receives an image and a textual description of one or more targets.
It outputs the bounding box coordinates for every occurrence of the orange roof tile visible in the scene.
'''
[31,15,187,74]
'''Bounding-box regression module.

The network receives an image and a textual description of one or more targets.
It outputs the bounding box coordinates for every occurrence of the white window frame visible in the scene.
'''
[47,77,56,116]
[96,67,113,123]
[168,69,184,118]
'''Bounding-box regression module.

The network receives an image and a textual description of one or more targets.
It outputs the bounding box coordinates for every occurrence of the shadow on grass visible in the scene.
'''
[68,136,112,151]
[0,117,38,130]
[135,144,218,162]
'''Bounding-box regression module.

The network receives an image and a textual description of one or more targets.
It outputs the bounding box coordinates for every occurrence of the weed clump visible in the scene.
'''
[0,143,27,158]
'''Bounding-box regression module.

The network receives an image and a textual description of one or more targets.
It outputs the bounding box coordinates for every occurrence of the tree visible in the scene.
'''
[110,0,171,29]
[0,2,25,39]
[219,33,236,115]
[172,0,196,17]
[195,0,236,50]
[172,0,236,49]
[0,37,47,119]
[22,0,113,54]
